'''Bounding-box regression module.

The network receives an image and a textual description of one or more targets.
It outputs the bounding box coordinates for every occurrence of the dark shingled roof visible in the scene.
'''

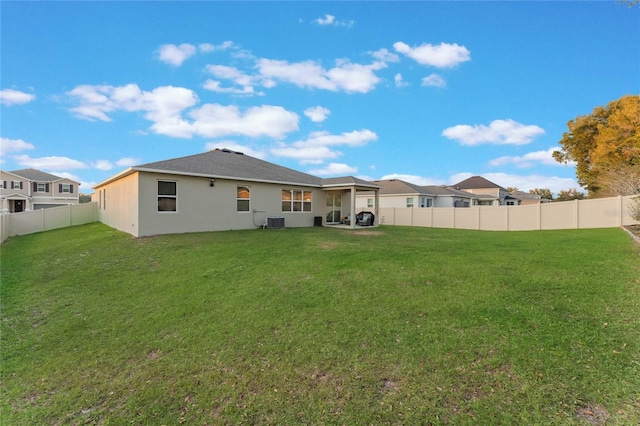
[422,185,476,198]
[9,168,67,182]
[136,149,322,186]
[372,179,436,195]
[453,175,505,190]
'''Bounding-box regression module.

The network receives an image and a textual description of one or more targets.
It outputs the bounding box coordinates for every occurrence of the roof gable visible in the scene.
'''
[453,175,505,190]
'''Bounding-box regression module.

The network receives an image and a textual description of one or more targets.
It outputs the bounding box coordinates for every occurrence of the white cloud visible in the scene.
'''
[291,130,377,149]
[256,58,382,93]
[308,163,358,176]
[93,160,113,170]
[370,48,400,63]
[442,119,545,146]
[380,173,446,186]
[198,41,235,53]
[68,83,299,140]
[116,157,140,167]
[158,43,197,66]
[271,129,377,165]
[448,172,579,195]
[316,14,335,25]
[0,137,35,155]
[206,65,255,86]
[203,80,262,96]
[203,65,264,96]
[204,141,268,159]
[394,73,409,87]
[304,106,331,122]
[13,155,87,171]
[314,14,354,28]
[421,73,446,88]
[0,89,36,106]
[489,147,574,168]
[189,104,299,139]
[393,41,471,68]
[270,143,340,165]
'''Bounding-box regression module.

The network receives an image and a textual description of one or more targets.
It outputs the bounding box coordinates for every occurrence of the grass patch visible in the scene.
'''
[2,223,639,424]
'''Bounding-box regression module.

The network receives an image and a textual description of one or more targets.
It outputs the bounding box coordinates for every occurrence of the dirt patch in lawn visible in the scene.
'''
[575,404,609,425]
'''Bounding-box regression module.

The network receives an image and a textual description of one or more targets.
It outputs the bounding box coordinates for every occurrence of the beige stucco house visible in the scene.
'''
[508,190,552,205]
[1,168,81,213]
[92,149,380,237]
[356,179,478,210]
[452,176,510,205]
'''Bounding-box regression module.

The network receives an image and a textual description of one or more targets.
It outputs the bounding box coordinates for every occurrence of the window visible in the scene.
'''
[282,190,312,212]
[419,197,433,208]
[37,183,47,192]
[11,181,23,190]
[506,201,516,206]
[158,181,177,212]
[59,183,73,193]
[237,186,250,212]
[406,197,414,208]
[367,198,373,208]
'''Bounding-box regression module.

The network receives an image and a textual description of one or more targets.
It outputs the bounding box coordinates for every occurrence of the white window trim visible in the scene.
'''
[237,186,251,212]
[282,189,312,213]
[157,180,178,213]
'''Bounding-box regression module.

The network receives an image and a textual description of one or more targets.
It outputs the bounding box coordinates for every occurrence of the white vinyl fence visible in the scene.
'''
[379,195,639,231]
[1,202,98,243]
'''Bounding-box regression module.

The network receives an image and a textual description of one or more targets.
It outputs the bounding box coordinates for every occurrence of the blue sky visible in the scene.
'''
[1,1,638,195]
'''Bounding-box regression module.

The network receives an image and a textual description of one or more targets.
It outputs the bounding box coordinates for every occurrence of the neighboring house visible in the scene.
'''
[92,148,381,237]
[509,190,552,205]
[452,176,509,205]
[0,168,81,213]
[356,179,477,209]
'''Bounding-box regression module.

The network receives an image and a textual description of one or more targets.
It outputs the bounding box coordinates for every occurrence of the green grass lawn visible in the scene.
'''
[1,223,639,425]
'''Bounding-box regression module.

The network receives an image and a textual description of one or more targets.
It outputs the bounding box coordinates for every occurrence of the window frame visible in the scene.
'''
[406,197,414,208]
[237,186,250,212]
[282,189,312,212]
[157,180,178,213]
[60,183,72,194]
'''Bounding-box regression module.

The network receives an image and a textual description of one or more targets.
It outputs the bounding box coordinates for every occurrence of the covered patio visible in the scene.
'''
[321,177,381,229]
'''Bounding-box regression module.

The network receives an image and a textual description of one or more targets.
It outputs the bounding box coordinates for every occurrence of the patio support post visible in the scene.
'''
[374,189,379,226]
[350,186,356,229]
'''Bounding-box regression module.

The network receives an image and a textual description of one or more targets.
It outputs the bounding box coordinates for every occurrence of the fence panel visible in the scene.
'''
[541,201,577,230]
[1,202,98,243]
[378,196,638,231]
[479,207,508,231]
[508,204,539,231]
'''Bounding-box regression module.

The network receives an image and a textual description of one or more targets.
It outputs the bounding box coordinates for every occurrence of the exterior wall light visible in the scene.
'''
[209,178,215,187]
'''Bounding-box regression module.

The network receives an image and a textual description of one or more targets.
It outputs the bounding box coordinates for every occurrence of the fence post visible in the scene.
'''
[575,199,580,229]
[618,195,623,227]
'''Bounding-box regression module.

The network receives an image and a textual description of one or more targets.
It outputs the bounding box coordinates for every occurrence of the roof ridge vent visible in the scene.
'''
[214,148,244,155]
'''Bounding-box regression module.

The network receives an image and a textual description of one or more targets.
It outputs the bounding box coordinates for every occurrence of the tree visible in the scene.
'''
[506,187,519,194]
[79,193,92,203]
[555,189,586,202]
[553,94,639,197]
[529,188,553,200]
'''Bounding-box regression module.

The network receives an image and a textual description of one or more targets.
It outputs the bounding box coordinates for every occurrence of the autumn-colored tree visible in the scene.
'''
[555,189,586,202]
[506,187,519,194]
[553,94,639,197]
[529,188,553,200]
